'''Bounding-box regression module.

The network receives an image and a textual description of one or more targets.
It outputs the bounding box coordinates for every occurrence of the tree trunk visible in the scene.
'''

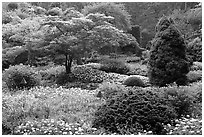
[65,54,72,74]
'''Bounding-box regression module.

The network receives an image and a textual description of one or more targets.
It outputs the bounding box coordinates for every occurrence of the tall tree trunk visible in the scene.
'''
[65,54,72,74]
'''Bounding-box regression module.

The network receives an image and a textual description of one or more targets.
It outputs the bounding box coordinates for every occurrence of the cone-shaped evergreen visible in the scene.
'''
[148,16,190,86]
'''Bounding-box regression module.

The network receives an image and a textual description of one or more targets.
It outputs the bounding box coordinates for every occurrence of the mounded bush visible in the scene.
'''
[123,76,146,87]
[72,65,105,83]
[92,88,177,135]
[99,59,130,74]
[148,16,190,86]
[186,70,202,83]
[2,64,40,91]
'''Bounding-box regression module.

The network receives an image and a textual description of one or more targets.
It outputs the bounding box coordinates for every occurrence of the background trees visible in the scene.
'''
[37,11,137,74]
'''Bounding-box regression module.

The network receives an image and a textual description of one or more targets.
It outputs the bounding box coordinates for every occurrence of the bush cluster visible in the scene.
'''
[148,16,190,86]
[99,59,130,74]
[72,65,106,83]
[2,64,40,91]
[93,87,177,135]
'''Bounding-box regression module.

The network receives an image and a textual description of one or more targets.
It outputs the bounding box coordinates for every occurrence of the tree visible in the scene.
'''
[148,16,190,86]
[82,2,131,31]
[38,10,136,74]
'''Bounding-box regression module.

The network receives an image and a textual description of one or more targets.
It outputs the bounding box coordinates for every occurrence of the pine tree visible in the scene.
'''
[148,16,190,86]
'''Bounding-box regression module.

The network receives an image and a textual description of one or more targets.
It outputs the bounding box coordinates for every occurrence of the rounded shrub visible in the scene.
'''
[99,59,130,74]
[123,76,146,87]
[2,64,40,91]
[92,88,177,135]
[148,16,190,86]
[186,70,202,83]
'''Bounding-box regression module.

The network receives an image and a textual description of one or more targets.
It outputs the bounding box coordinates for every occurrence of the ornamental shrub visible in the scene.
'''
[99,59,130,74]
[92,88,177,135]
[148,16,190,86]
[2,65,40,91]
[123,76,146,87]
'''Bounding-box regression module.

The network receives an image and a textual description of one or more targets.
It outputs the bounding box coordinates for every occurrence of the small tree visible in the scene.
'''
[39,11,136,74]
[148,16,190,86]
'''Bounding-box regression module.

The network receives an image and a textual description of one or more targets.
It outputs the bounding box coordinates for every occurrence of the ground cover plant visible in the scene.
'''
[2,2,202,135]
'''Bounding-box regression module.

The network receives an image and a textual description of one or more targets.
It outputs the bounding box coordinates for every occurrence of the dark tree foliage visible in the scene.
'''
[140,29,154,49]
[128,25,141,44]
[148,16,190,86]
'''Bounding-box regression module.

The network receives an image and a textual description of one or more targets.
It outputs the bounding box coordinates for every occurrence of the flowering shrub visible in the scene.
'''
[2,86,100,135]
[2,64,40,91]
[14,119,99,135]
[72,65,106,83]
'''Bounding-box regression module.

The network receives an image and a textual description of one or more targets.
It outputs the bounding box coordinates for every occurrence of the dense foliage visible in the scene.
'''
[148,16,190,86]
[2,65,40,91]
[92,87,177,134]
[2,2,202,135]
